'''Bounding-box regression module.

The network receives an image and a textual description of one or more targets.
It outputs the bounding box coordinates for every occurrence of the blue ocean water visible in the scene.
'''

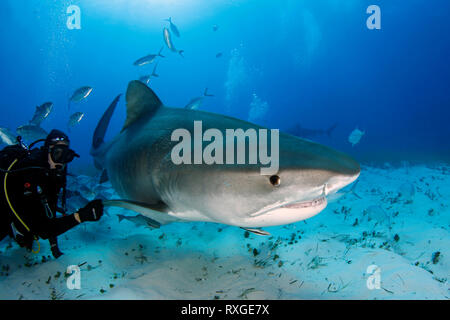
[0,0,449,301]
[1,0,449,166]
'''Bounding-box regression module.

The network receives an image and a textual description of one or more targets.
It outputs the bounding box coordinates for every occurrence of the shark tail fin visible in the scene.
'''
[327,123,338,137]
[99,169,109,184]
[92,94,121,152]
[204,88,214,97]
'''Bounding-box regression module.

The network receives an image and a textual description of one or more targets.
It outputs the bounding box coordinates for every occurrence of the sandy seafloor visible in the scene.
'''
[0,163,448,300]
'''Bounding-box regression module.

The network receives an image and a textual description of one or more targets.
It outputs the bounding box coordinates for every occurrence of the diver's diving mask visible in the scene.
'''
[50,144,79,164]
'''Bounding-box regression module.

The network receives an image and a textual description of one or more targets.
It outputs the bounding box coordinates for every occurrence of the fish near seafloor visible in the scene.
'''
[365,205,391,227]
[91,81,360,233]
[68,86,93,110]
[163,27,184,57]
[0,127,17,146]
[65,190,90,213]
[30,102,53,126]
[117,214,161,229]
[397,182,415,203]
[348,128,364,146]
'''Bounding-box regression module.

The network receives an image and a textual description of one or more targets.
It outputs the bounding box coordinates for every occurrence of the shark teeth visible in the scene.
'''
[281,196,326,209]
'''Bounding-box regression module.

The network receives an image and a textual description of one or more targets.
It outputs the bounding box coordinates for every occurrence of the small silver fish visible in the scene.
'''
[0,127,17,145]
[165,17,180,37]
[348,128,365,146]
[133,47,164,66]
[184,88,214,110]
[68,112,84,128]
[163,27,184,57]
[30,102,53,126]
[216,52,223,58]
[241,228,271,236]
[69,86,93,110]
[184,97,203,110]
[139,75,151,85]
[138,62,160,85]
[117,214,161,229]
[16,124,48,143]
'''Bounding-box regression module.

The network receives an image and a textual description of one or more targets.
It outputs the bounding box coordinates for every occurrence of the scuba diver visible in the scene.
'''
[0,129,104,258]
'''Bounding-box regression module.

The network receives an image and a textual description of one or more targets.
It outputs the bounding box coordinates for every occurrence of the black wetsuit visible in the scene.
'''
[0,147,79,247]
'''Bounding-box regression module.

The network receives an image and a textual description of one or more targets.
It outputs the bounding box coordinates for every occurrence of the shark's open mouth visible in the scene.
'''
[250,195,328,218]
[281,196,327,209]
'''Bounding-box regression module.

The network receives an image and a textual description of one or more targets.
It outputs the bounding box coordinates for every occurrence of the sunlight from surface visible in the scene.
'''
[83,0,235,26]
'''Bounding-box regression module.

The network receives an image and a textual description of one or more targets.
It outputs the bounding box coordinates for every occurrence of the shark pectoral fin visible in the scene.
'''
[326,192,344,203]
[103,199,178,225]
[352,191,362,200]
[345,180,362,199]
[122,81,163,132]
[240,227,271,236]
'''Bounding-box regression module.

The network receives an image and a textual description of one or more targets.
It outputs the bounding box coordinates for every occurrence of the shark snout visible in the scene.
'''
[279,134,361,199]
[325,171,360,195]
[323,153,360,195]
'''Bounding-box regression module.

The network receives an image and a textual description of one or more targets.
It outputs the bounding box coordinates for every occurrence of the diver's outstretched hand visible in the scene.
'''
[78,199,104,222]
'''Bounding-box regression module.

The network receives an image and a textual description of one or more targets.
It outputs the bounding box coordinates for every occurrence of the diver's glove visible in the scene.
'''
[78,199,104,222]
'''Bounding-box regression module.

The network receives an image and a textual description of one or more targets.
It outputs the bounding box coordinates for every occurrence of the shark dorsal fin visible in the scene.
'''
[122,80,162,132]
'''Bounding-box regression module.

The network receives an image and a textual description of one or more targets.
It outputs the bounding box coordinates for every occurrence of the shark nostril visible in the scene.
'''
[269,175,281,187]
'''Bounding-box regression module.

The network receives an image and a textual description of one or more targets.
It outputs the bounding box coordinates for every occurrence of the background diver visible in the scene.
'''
[0,129,104,258]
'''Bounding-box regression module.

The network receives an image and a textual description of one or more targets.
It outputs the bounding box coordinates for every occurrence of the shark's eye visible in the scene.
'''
[269,175,281,187]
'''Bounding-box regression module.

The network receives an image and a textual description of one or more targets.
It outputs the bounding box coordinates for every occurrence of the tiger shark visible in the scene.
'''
[91,81,360,233]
